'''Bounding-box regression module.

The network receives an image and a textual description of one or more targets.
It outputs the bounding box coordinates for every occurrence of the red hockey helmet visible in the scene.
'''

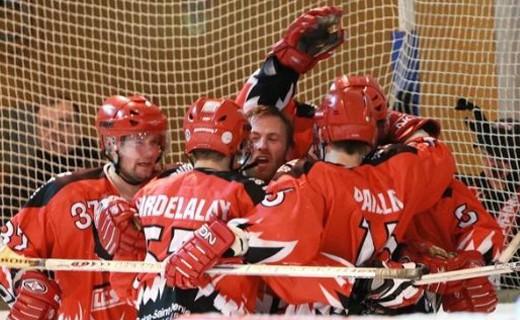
[315,75,377,146]
[340,75,387,121]
[183,97,250,157]
[96,95,167,151]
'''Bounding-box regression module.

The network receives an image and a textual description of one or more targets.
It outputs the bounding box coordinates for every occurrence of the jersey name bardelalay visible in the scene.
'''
[136,195,231,221]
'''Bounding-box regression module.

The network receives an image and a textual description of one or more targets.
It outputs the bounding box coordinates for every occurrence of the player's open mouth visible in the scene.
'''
[137,162,153,168]
[255,156,270,164]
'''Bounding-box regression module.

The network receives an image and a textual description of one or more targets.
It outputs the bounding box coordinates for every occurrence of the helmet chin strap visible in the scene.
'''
[114,164,146,186]
[106,149,146,186]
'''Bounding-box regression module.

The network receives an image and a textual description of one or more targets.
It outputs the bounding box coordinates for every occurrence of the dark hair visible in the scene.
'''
[330,140,372,156]
[189,149,226,162]
[246,105,294,149]
[35,97,80,122]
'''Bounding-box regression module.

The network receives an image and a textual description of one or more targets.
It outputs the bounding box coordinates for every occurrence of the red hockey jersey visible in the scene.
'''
[133,167,265,319]
[239,138,455,310]
[405,178,504,261]
[0,165,137,319]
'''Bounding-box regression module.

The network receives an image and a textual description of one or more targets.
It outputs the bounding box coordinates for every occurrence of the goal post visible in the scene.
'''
[1,0,519,292]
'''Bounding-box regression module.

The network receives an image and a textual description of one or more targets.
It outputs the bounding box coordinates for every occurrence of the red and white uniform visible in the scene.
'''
[238,55,503,264]
[0,165,136,319]
[133,167,265,319]
[406,178,504,261]
[236,138,455,312]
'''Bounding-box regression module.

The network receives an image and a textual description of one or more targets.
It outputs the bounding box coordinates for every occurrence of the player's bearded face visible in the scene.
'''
[248,115,290,182]
[117,132,165,183]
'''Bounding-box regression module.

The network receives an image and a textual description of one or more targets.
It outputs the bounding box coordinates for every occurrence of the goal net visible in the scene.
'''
[1,0,519,289]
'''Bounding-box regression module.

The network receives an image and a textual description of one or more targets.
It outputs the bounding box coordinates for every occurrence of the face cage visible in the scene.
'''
[311,123,327,161]
[234,139,254,172]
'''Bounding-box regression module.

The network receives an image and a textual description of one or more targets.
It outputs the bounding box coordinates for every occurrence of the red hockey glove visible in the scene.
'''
[9,271,61,320]
[365,259,425,310]
[442,276,497,313]
[165,220,237,289]
[94,195,145,256]
[386,110,440,143]
[272,6,344,74]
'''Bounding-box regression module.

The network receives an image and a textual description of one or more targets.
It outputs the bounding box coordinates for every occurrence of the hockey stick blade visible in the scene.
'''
[0,245,420,279]
[415,261,520,285]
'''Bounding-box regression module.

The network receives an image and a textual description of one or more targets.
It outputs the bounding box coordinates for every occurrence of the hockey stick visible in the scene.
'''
[415,232,520,285]
[497,230,520,263]
[415,261,520,285]
[0,245,420,280]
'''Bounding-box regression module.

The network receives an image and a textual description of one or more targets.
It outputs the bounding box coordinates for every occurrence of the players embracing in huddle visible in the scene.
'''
[0,5,506,320]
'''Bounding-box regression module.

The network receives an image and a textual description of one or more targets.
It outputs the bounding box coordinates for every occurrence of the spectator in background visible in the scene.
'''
[1,97,101,220]
[455,98,520,288]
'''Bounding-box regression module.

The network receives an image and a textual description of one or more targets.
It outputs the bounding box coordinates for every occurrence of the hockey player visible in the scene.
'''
[235,5,344,160]
[236,5,503,313]
[383,110,503,313]
[455,98,520,288]
[0,95,167,319]
[97,97,265,319]
[164,76,457,315]
[245,105,295,182]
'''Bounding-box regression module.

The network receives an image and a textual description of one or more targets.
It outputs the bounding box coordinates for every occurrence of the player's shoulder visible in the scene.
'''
[363,143,418,166]
[156,162,194,179]
[211,170,266,205]
[272,156,317,181]
[24,167,105,208]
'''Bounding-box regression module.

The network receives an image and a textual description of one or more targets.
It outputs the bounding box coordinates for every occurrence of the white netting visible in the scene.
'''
[1,0,519,290]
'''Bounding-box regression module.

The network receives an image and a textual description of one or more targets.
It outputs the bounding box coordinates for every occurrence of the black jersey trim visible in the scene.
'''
[363,144,418,166]
[195,168,266,205]
[24,167,105,208]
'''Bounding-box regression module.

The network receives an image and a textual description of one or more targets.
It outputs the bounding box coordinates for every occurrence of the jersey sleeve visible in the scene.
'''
[0,186,59,307]
[239,175,353,310]
[235,56,314,159]
[243,175,324,265]
[406,178,504,263]
[235,56,299,113]
[367,138,457,243]
[262,252,354,312]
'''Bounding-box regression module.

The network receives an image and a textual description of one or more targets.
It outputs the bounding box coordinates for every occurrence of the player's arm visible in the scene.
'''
[385,110,441,144]
[447,179,504,261]
[93,195,146,303]
[400,241,498,313]
[236,6,344,111]
[261,252,355,313]
[164,174,327,288]
[0,185,62,317]
[363,138,456,242]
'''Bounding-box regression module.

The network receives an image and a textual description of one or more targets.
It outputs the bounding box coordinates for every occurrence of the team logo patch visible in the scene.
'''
[22,279,48,294]
[221,131,233,144]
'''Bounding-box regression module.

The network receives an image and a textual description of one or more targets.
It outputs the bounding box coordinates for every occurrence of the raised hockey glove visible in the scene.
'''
[165,219,237,289]
[94,195,145,257]
[272,6,344,74]
[386,110,440,143]
[364,259,425,310]
[9,271,61,320]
